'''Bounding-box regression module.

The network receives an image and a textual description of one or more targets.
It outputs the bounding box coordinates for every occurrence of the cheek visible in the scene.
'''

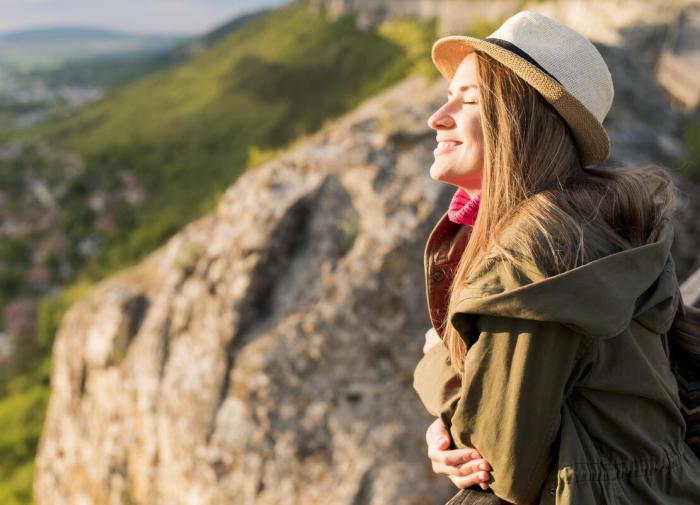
[456,110,483,148]
[466,115,483,145]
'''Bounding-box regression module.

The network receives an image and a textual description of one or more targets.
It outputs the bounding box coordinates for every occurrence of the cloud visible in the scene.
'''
[0,0,291,35]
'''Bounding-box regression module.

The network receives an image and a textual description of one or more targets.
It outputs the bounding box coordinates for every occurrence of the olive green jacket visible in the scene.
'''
[413,213,700,504]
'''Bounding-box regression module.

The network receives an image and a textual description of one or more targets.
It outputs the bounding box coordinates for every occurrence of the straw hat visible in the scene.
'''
[432,11,614,168]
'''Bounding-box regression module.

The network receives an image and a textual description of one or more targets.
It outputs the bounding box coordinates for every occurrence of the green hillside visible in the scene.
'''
[23,0,437,280]
[0,1,438,503]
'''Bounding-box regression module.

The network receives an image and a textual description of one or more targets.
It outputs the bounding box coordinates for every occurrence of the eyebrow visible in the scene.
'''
[447,84,478,96]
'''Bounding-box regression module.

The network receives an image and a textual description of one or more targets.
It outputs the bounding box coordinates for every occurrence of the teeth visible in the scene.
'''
[439,141,460,147]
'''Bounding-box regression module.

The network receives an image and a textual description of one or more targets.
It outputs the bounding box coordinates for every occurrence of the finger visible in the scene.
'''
[432,461,478,477]
[431,457,475,477]
[447,449,481,467]
[428,445,475,466]
[426,430,446,451]
[425,419,440,445]
[426,418,450,446]
[431,461,464,478]
[454,458,491,477]
[466,458,491,473]
[436,436,449,450]
[448,470,491,490]
[432,458,489,478]
[426,427,456,454]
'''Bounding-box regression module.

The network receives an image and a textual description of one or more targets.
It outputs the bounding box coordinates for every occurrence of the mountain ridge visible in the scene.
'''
[0,26,186,41]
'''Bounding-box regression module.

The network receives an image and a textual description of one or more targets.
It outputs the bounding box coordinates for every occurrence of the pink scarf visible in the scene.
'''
[447,187,481,226]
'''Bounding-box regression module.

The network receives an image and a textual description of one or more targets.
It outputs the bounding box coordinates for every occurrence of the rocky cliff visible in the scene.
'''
[34,2,700,504]
[34,75,458,505]
[309,0,697,38]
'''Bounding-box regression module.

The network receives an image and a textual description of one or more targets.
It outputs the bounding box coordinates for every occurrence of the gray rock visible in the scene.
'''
[656,4,700,112]
[34,75,458,505]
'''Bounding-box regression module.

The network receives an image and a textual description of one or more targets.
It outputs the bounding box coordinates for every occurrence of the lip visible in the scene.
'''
[434,139,463,154]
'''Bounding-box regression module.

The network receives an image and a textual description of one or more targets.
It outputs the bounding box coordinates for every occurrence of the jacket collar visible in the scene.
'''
[451,218,680,340]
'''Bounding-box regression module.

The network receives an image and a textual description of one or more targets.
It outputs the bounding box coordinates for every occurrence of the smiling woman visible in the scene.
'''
[413,9,700,505]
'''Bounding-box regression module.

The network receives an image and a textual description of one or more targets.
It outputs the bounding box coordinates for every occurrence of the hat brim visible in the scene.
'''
[432,36,611,168]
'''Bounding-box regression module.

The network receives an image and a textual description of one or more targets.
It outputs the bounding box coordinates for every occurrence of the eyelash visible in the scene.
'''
[462,101,477,105]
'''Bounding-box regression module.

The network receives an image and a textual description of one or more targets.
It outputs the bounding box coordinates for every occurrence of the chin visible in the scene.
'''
[429,160,450,181]
[430,162,462,185]
[430,157,483,187]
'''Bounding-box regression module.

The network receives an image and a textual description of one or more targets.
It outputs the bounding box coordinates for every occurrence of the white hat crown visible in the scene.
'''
[487,11,614,123]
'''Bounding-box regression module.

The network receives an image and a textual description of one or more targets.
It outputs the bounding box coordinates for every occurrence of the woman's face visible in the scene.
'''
[427,52,484,194]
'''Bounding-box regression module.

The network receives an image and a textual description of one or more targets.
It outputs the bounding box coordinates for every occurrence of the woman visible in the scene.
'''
[412,11,700,505]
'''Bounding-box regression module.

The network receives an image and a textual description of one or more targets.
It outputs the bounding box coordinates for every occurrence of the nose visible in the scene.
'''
[427,101,456,130]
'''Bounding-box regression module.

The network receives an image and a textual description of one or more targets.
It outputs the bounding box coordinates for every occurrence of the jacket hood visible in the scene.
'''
[451,218,680,340]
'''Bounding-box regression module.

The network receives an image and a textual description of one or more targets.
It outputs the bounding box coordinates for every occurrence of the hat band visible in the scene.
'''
[484,37,562,85]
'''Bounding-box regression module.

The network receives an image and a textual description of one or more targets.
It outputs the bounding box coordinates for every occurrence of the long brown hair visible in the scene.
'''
[442,51,677,373]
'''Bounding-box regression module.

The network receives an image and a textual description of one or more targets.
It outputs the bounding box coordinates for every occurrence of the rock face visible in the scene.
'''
[656,4,700,112]
[309,0,697,37]
[34,4,700,504]
[308,0,522,35]
[34,74,458,505]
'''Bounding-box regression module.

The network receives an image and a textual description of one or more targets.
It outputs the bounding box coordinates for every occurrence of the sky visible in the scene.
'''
[0,0,292,36]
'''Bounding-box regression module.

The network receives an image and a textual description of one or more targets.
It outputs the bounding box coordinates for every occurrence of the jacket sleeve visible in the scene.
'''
[447,313,594,505]
[412,340,462,419]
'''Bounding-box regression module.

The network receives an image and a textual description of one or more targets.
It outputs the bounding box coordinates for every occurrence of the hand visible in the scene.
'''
[426,417,492,491]
[423,327,442,354]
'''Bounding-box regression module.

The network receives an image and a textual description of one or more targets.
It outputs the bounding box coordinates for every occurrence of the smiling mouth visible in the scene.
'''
[434,140,463,154]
